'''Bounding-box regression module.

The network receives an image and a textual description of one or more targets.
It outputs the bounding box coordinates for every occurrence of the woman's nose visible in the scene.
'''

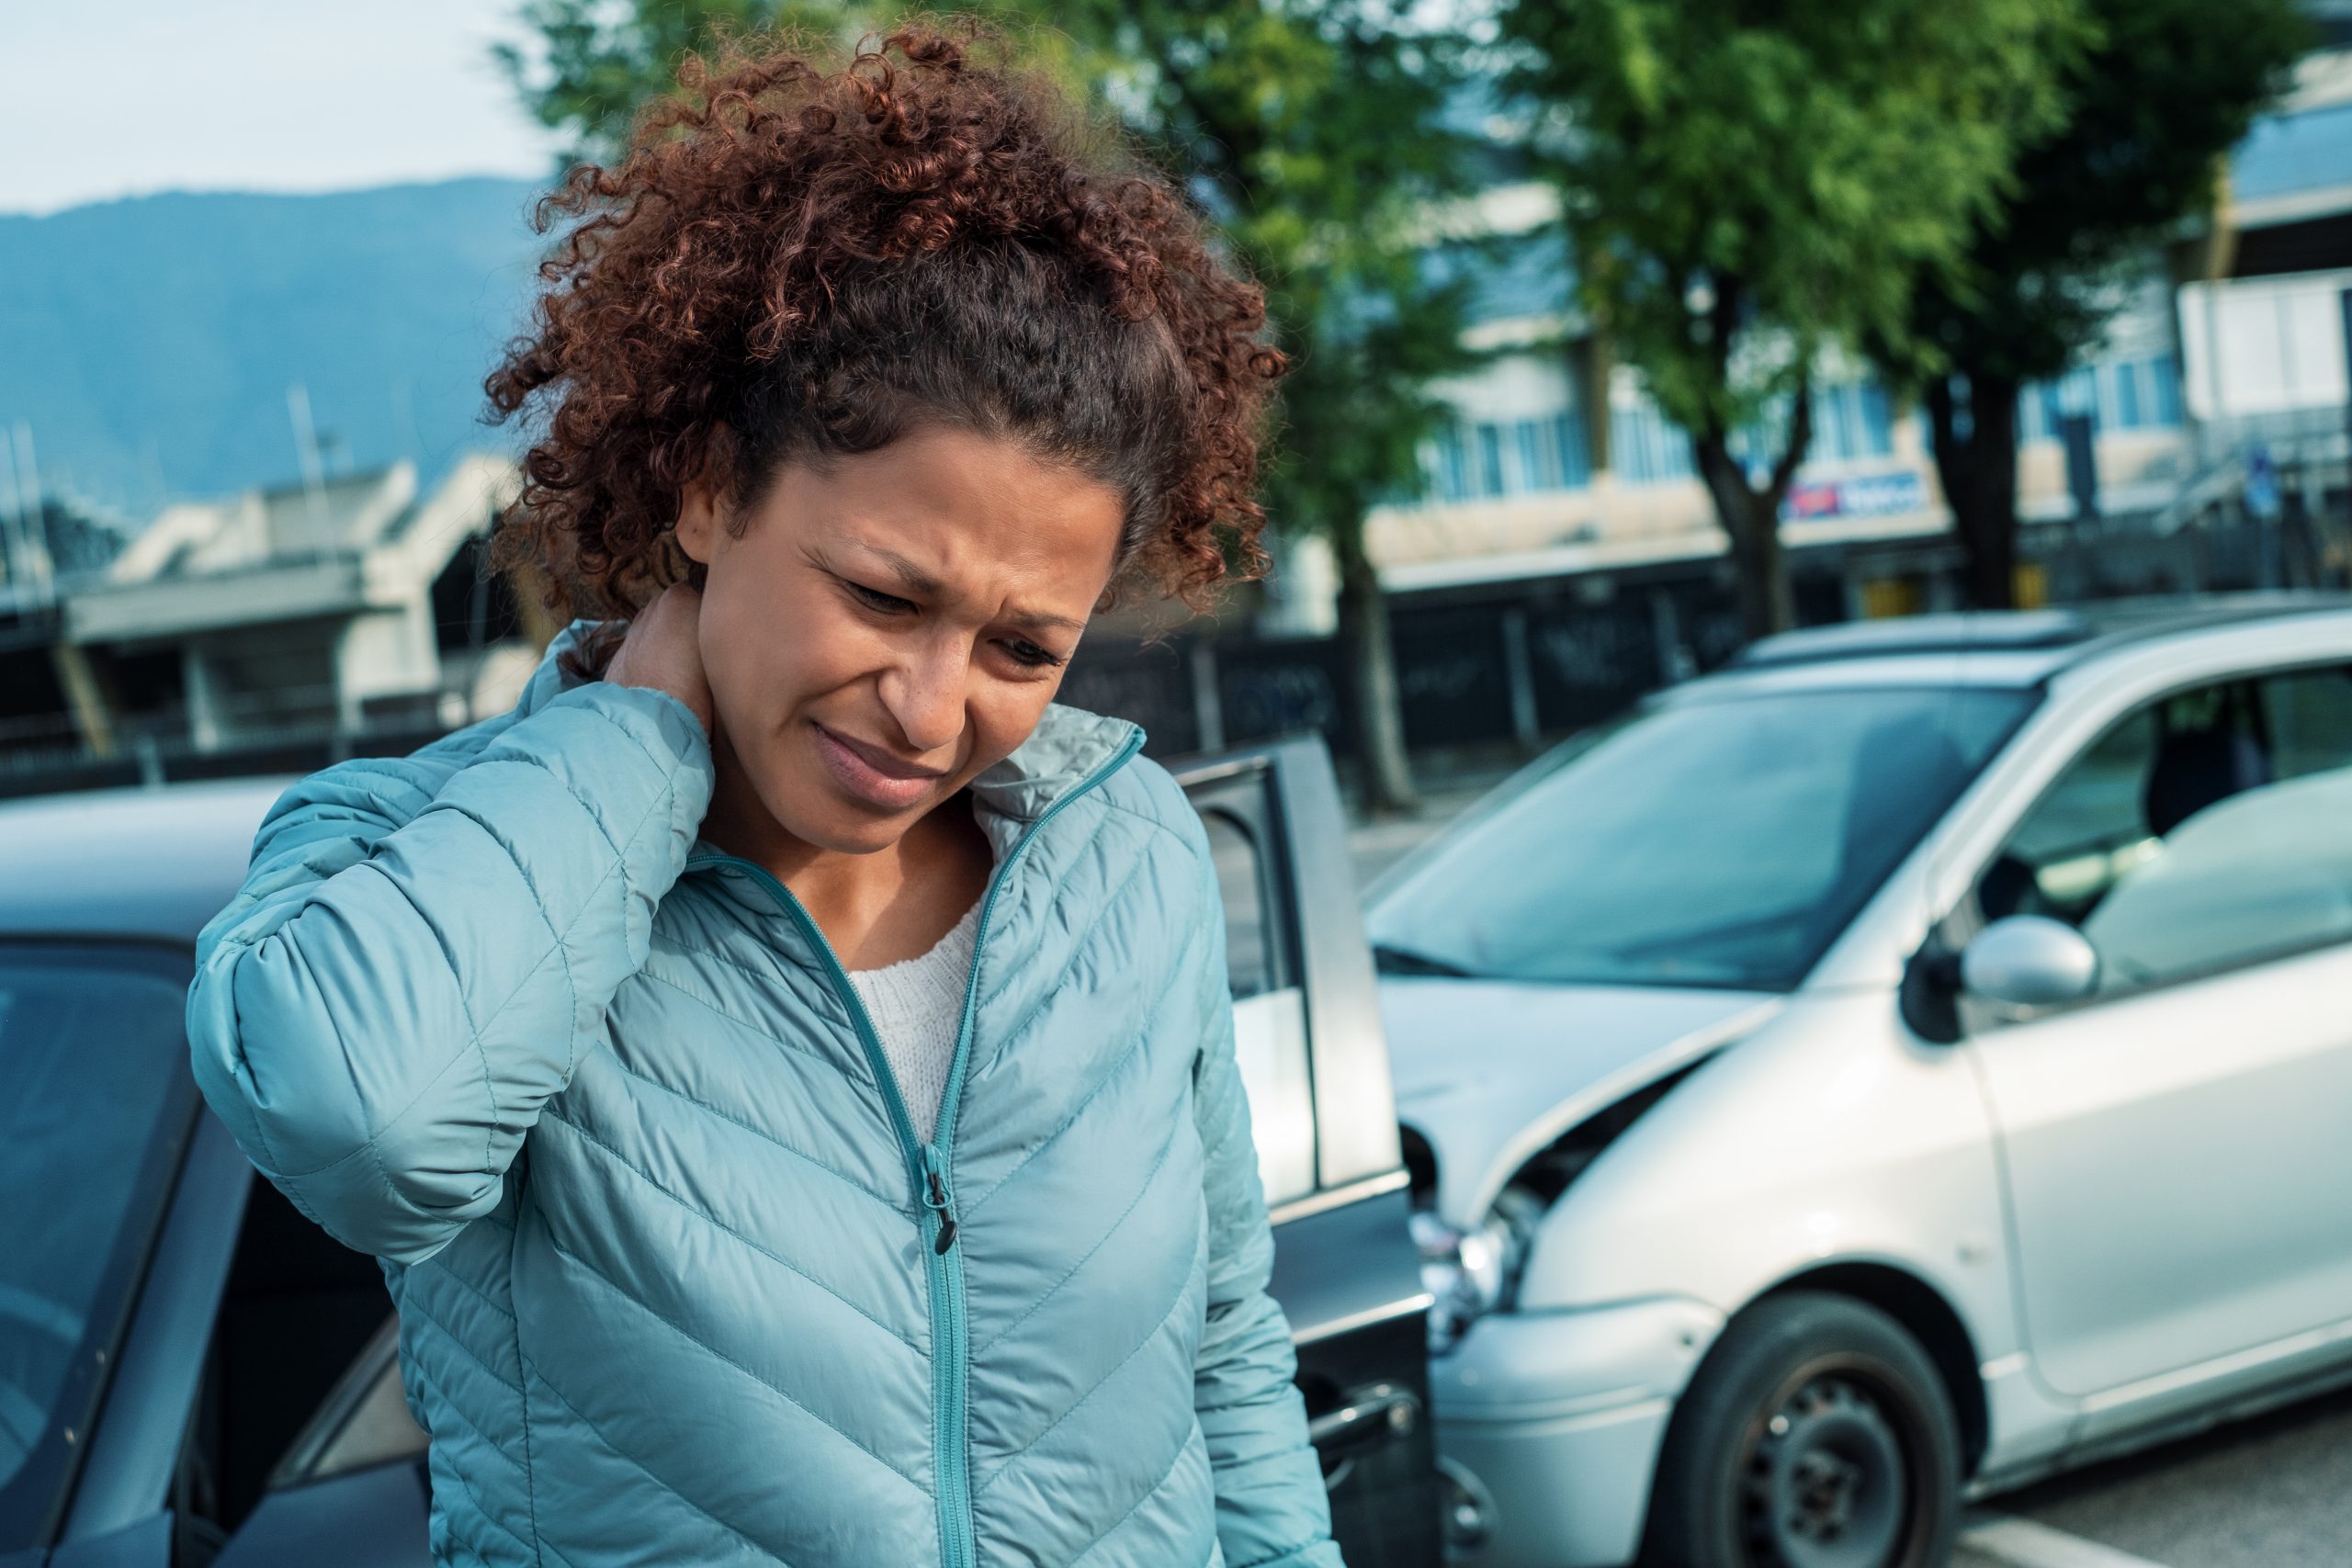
[877,646,967,755]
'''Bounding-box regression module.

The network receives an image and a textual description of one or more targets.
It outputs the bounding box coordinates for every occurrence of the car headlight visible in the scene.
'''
[1410,1196,1533,1355]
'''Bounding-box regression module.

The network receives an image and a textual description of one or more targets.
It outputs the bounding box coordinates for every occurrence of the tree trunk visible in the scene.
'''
[1332,514,1419,815]
[1691,399,1809,641]
[1927,370,2021,610]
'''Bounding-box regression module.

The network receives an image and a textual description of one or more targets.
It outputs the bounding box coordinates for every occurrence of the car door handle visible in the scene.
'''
[1307,1382,1420,1456]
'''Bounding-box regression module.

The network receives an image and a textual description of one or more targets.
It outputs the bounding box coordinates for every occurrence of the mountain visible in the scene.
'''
[0,176,551,519]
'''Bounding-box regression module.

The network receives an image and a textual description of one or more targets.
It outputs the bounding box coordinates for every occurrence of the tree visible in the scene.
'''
[1050,2,1484,812]
[501,0,1484,814]
[496,1,857,162]
[1500,0,2084,637]
[1879,0,2308,610]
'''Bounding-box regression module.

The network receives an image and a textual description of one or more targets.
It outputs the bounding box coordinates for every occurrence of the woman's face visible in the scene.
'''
[676,423,1125,855]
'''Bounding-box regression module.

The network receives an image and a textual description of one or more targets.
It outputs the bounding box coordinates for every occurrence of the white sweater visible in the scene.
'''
[845,900,980,1145]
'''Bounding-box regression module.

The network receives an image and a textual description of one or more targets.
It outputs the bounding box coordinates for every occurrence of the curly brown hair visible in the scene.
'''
[484,20,1287,621]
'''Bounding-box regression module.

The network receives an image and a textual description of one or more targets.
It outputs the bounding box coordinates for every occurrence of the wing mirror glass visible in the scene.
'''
[1961,915,2099,1009]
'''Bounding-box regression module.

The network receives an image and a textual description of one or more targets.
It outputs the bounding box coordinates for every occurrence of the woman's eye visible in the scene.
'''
[1002,639,1066,670]
[849,582,916,615]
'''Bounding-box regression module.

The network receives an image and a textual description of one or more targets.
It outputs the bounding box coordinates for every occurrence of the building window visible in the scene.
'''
[1610,405,1649,482]
[1750,382,1894,468]
[1833,384,1866,461]
[2022,355,2186,440]
[1552,411,1591,489]
[2111,361,2143,428]
[1611,400,1695,485]
[1476,423,1506,496]
[1434,423,1469,502]
[2149,354,2184,426]
[1859,382,1894,455]
[1804,387,1839,463]
[1514,419,1559,491]
[2058,367,2098,422]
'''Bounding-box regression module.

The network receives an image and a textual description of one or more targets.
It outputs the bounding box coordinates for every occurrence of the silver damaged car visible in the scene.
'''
[1367,599,2352,1568]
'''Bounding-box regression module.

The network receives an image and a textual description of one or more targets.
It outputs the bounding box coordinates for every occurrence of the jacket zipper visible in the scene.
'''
[684,726,1143,1568]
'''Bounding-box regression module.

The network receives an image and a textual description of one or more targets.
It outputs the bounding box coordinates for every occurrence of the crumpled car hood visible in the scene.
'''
[1382,976,1781,1224]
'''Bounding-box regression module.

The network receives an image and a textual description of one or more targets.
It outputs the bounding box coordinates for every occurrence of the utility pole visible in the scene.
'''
[0,430,21,608]
[9,422,54,604]
[288,383,329,527]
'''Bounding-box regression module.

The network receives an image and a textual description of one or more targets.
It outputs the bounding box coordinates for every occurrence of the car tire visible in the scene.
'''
[1637,1291,1961,1568]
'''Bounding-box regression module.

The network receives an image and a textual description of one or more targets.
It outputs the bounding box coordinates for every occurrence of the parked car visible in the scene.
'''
[0,737,1439,1568]
[1369,597,2352,1568]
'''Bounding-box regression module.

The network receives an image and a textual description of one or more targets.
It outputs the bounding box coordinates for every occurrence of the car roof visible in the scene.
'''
[0,776,286,945]
[1724,593,2352,686]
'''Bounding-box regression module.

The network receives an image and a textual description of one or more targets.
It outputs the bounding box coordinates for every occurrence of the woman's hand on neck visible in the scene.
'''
[603,584,715,735]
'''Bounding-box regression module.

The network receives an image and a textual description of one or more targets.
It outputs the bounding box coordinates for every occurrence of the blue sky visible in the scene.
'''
[0,1,564,215]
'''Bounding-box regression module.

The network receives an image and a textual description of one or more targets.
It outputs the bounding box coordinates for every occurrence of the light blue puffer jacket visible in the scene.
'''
[186,624,1342,1568]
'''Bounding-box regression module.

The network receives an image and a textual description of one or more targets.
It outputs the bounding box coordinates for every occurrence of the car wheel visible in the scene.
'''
[1638,1291,1960,1568]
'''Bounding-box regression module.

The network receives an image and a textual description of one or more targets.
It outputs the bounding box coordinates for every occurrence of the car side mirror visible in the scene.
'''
[1962,915,2099,1009]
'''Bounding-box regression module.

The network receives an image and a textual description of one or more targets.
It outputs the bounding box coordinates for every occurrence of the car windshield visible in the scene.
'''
[1367,683,2034,992]
[0,942,192,1551]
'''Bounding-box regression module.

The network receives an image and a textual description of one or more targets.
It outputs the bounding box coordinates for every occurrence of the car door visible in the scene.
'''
[78,1102,434,1568]
[1171,736,1442,1568]
[5,941,208,1568]
[1956,659,2352,1431]
[206,1315,432,1568]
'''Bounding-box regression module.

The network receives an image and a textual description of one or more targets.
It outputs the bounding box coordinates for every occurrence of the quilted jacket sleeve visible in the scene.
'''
[186,676,713,1267]
[1189,838,1347,1568]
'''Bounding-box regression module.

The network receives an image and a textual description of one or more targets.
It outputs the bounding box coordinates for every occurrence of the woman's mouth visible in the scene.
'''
[809,721,946,811]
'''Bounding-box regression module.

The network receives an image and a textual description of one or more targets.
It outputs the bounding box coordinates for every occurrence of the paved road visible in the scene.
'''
[1953,1382,2352,1568]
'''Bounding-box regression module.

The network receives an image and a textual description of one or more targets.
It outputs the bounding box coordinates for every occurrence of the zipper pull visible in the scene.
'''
[921,1144,958,1255]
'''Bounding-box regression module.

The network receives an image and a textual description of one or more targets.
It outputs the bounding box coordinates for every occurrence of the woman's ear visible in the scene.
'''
[676,477,721,566]
[674,426,738,566]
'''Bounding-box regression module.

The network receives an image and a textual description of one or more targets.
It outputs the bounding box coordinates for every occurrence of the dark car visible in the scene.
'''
[0,738,1439,1568]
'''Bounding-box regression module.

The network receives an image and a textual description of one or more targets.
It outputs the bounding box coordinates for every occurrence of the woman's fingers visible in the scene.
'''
[606,583,715,735]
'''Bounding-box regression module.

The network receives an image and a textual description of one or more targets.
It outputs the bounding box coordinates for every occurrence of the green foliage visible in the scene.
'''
[1502,0,2087,443]
[1896,0,2311,388]
[498,0,1485,556]
[495,1,856,164]
[1048,0,1487,544]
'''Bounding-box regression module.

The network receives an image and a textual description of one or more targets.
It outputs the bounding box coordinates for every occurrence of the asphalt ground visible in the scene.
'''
[1350,787,2352,1568]
[1953,1383,2352,1568]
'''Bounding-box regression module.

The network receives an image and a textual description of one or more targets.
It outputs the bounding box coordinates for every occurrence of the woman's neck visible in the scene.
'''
[703,728,993,968]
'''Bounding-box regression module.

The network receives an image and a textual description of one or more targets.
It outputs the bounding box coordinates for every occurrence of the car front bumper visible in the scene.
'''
[1430,1296,1723,1568]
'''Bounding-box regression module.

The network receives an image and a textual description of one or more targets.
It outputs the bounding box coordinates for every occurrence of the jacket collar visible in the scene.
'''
[530,620,1141,852]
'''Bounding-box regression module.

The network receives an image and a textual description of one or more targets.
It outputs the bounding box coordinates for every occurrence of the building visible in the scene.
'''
[1,453,540,792]
[2171,40,2352,526]
[1351,178,2199,627]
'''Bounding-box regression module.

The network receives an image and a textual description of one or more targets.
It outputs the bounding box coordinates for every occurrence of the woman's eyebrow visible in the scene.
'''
[858,544,947,598]
[859,543,1083,635]
[1003,606,1085,635]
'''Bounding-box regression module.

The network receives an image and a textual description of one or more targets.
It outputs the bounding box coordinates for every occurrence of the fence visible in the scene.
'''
[9,500,2348,804]
[1057,565,1757,772]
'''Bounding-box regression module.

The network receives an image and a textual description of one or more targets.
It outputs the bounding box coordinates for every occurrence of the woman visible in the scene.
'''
[186,26,1342,1568]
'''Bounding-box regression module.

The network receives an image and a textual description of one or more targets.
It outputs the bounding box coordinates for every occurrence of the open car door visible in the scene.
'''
[1172,737,1442,1566]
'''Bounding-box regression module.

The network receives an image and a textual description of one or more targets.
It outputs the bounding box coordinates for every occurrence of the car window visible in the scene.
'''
[2263,665,2352,780]
[0,942,192,1552]
[1978,664,2352,993]
[1368,685,2031,991]
[266,1316,428,1492]
[1201,807,1316,1206]
[1205,808,1276,1002]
